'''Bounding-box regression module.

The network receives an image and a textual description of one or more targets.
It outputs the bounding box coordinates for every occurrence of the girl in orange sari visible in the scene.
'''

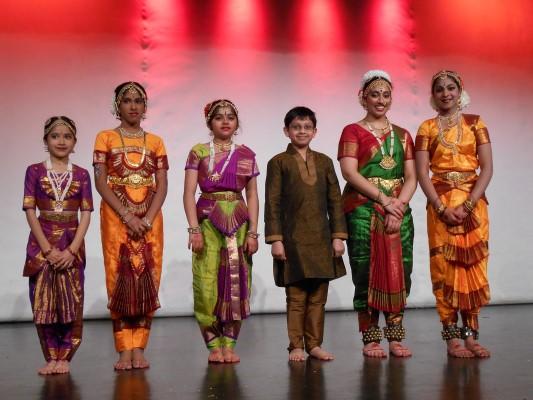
[415,71,493,358]
[93,82,168,369]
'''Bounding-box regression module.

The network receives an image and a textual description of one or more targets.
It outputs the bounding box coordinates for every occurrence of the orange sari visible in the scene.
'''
[93,130,168,351]
[415,114,490,329]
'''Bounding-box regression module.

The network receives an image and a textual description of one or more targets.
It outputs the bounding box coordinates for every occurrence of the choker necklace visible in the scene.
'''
[118,128,146,168]
[118,127,144,139]
[208,140,236,182]
[438,109,460,131]
[364,120,397,170]
[437,112,462,155]
[45,158,73,212]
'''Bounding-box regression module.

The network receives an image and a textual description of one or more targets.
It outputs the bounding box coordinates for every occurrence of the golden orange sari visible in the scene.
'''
[416,114,490,329]
[94,129,168,351]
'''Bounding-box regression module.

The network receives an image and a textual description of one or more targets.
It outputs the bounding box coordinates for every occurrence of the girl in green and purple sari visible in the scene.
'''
[338,70,417,358]
[183,99,259,363]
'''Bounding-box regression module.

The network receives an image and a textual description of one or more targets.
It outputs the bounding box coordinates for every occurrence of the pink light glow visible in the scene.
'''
[296,0,344,51]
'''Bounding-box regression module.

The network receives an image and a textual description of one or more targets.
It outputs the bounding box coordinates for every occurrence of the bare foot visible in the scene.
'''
[208,348,224,363]
[446,338,474,358]
[132,348,150,369]
[53,360,70,374]
[309,347,334,361]
[363,342,387,358]
[114,350,133,370]
[288,348,306,362]
[389,341,412,358]
[464,337,490,358]
[38,360,57,375]
[222,347,240,363]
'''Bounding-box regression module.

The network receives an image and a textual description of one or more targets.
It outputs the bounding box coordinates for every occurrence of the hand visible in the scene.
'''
[44,247,62,265]
[244,236,258,256]
[53,249,75,271]
[188,232,204,254]
[271,241,286,261]
[126,215,148,237]
[440,207,463,226]
[332,238,345,257]
[384,214,401,234]
[382,196,405,219]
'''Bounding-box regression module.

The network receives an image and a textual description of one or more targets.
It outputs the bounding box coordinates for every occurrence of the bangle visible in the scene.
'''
[67,247,76,256]
[43,248,53,257]
[187,226,201,234]
[247,231,260,239]
[463,199,476,213]
[376,190,383,204]
[122,212,134,224]
[435,203,446,216]
[382,201,392,208]
[142,217,152,229]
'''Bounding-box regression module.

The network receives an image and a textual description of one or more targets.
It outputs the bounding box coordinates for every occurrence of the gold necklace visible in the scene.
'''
[437,113,462,155]
[118,129,147,168]
[118,127,144,139]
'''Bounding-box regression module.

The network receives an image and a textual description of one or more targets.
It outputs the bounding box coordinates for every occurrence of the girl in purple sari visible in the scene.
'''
[23,116,93,374]
[183,100,259,363]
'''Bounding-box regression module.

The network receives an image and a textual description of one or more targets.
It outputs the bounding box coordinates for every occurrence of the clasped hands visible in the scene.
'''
[44,247,75,271]
[382,197,406,234]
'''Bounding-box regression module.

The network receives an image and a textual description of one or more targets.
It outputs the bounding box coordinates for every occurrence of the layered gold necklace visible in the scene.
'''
[118,127,147,168]
[364,119,397,170]
[437,111,462,155]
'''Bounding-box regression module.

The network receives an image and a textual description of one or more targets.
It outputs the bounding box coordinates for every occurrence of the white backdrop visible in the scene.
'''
[1,0,532,321]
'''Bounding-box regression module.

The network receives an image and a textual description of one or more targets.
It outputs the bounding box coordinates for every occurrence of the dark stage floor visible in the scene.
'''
[0,305,532,400]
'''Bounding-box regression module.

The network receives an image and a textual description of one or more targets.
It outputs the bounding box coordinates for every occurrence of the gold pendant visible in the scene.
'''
[54,201,64,212]
[379,156,397,170]
[209,172,221,182]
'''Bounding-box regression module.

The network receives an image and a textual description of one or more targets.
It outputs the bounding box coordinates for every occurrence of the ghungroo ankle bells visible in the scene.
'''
[383,324,406,342]
[362,325,383,344]
[441,324,462,341]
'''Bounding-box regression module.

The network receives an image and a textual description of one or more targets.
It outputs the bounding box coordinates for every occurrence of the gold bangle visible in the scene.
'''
[463,199,476,213]
[187,226,201,234]
[122,213,134,224]
[247,231,260,239]
[435,204,446,216]
[142,217,152,229]
[43,248,53,257]
[67,247,76,256]
[376,190,383,204]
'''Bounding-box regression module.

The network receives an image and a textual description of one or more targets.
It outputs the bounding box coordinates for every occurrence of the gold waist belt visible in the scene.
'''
[433,171,476,184]
[39,212,78,222]
[200,192,243,201]
[367,177,404,192]
[108,174,154,188]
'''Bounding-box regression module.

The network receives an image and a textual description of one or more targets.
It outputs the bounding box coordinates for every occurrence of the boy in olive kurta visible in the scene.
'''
[265,106,348,361]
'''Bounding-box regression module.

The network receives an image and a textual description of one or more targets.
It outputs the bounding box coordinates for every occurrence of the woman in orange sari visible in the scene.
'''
[415,71,492,358]
[93,82,168,369]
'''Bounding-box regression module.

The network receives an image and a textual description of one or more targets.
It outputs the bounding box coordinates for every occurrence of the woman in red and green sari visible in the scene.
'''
[338,70,417,358]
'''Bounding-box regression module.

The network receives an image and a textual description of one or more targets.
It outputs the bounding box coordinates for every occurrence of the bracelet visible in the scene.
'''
[463,199,476,214]
[187,226,201,234]
[43,248,53,257]
[382,201,392,208]
[376,190,383,204]
[247,231,260,239]
[67,247,76,256]
[142,216,152,229]
[122,212,134,224]
[435,203,446,216]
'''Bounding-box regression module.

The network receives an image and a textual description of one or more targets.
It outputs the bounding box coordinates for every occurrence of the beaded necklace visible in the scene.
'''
[208,140,236,182]
[45,158,73,212]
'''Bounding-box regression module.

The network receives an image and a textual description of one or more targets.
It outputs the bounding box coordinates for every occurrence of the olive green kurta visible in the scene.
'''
[265,144,348,287]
